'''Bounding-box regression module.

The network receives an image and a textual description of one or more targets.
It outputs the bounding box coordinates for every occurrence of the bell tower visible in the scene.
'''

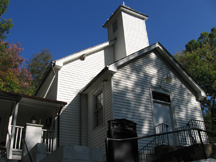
[103,5,149,61]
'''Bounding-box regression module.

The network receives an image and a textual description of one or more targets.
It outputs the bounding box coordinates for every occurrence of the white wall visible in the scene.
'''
[112,52,204,149]
[86,78,113,158]
[57,46,114,146]
[122,11,149,56]
[106,10,149,61]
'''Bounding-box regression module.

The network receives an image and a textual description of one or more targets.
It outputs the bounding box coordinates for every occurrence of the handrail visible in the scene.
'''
[105,128,216,142]
[105,128,216,162]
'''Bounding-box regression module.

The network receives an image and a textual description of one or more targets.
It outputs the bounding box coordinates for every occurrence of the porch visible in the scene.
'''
[0,90,66,160]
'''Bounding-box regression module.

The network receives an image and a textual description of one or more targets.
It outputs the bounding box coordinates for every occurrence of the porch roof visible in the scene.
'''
[0,90,67,118]
[0,90,67,106]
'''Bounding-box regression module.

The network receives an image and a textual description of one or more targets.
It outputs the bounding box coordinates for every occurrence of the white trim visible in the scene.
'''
[92,84,104,129]
[111,75,115,119]
[150,87,177,131]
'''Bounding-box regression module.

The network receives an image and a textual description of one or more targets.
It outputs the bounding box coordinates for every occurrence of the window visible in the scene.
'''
[112,20,118,33]
[94,91,103,127]
[152,91,170,103]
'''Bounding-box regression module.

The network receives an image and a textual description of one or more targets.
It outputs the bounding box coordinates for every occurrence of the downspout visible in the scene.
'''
[79,93,82,145]
[56,104,65,148]
[44,61,56,98]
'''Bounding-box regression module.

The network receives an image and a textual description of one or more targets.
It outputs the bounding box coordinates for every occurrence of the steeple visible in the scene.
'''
[103,5,149,61]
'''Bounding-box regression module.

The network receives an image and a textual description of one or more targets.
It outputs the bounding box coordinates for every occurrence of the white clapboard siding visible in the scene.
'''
[57,46,114,146]
[87,78,113,157]
[106,6,149,62]
[112,52,204,149]
[122,11,149,56]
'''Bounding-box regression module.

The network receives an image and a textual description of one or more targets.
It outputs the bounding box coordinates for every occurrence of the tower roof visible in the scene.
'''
[103,5,148,28]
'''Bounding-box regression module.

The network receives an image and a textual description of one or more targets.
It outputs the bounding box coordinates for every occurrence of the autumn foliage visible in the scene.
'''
[0,40,33,95]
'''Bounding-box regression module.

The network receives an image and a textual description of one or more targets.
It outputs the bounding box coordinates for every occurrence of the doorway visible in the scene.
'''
[152,91,176,145]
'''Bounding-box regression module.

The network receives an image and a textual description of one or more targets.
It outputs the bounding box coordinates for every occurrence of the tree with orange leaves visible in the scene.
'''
[0,41,33,95]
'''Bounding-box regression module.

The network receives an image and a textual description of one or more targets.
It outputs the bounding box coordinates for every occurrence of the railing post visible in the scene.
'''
[105,138,110,162]
[8,102,19,159]
[198,130,207,159]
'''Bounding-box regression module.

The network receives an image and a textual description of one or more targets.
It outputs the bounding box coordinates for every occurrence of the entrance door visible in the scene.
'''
[152,91,175,145]
[153,102,172,130]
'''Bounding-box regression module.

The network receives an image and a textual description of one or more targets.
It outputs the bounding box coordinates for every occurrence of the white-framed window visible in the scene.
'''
[94,91,103,127]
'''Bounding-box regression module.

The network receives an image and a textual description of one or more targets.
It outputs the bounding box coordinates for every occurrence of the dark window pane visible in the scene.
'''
[94,91,103,127]
[152,91,170,102]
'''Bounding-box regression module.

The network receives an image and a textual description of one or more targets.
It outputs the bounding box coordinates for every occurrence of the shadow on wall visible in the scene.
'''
[112,52,201,149]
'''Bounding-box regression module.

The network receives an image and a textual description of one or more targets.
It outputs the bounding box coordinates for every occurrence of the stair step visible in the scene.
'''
[6,160,21,162]
[153,144,216,162]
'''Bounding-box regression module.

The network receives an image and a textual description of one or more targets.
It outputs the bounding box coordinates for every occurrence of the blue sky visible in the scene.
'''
[3,1,216,61]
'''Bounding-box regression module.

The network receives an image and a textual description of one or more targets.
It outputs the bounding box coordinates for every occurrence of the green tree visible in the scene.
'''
[0,0,13,40]
[26,48,53,90]
[0,41,33,95]
[174,27,216,125]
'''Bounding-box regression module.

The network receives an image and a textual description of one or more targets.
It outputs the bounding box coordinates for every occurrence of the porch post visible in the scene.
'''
[8,102,19,159]
[6,114,12,158]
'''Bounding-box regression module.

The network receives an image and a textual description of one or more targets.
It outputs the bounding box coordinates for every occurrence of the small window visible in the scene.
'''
[112,20,118,33]
[152,91,170,102]
[94,91,103,127]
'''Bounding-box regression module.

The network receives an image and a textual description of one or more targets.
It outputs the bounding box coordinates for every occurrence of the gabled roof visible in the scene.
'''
[81,42,206,100]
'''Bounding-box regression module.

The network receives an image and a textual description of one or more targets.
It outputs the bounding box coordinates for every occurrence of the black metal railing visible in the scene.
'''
[139,138,157,162]
[187,119,216,144]
[139,123,169,162]
[105,127,216,162]
[155,123,169,146]
[175,125,196,146]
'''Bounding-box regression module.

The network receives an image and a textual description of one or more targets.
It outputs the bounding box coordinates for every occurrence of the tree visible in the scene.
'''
[0,0,13,40]
[26,48,53,90]
[174,27,216,125]
[0,41,33,95]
